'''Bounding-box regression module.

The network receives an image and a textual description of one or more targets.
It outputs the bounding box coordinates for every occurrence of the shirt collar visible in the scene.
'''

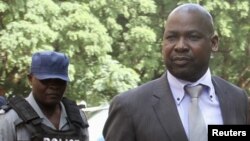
[167,69,216,105]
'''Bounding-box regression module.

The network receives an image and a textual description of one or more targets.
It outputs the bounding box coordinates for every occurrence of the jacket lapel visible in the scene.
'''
[152,73,188,141]
[212,77,233,124]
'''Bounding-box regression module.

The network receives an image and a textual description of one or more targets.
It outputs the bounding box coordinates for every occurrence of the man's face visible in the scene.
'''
[162,10,218,82]
[28,74,67,106]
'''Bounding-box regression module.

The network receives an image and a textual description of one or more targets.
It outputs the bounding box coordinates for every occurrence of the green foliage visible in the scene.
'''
[0,0,249,106]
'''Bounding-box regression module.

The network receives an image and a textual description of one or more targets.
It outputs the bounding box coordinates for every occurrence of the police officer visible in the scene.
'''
[0,51,89,141]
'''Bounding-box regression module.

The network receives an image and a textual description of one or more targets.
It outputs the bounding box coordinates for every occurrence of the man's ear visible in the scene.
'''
[211,34,219,52]
[27,74,32,86]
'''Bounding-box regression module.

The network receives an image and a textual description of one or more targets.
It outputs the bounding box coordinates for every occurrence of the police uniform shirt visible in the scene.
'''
[0,93,89,141]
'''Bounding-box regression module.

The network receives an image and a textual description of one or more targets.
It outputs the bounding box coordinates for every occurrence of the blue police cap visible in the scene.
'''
[30,51,69,81]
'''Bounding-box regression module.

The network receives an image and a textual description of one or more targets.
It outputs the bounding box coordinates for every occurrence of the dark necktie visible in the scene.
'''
[185,85,207,141]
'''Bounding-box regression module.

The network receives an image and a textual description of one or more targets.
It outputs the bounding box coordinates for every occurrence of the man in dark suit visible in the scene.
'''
[248,97,250,124]
[103,3,248,141]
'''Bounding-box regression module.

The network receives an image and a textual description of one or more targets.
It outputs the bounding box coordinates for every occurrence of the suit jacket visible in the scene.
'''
[103,72,248,141]
[247,97,250,124]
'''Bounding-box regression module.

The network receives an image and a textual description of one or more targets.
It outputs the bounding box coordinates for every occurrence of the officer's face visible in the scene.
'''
[28,74,67,106]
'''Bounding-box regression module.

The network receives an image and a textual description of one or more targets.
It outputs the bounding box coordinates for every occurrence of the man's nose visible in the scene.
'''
[175,37,188,51]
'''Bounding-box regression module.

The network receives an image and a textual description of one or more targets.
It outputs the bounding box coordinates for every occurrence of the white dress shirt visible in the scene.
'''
[167,69,223,138]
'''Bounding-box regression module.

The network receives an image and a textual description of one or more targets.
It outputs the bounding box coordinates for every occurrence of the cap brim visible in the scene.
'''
[33,74,69,81]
